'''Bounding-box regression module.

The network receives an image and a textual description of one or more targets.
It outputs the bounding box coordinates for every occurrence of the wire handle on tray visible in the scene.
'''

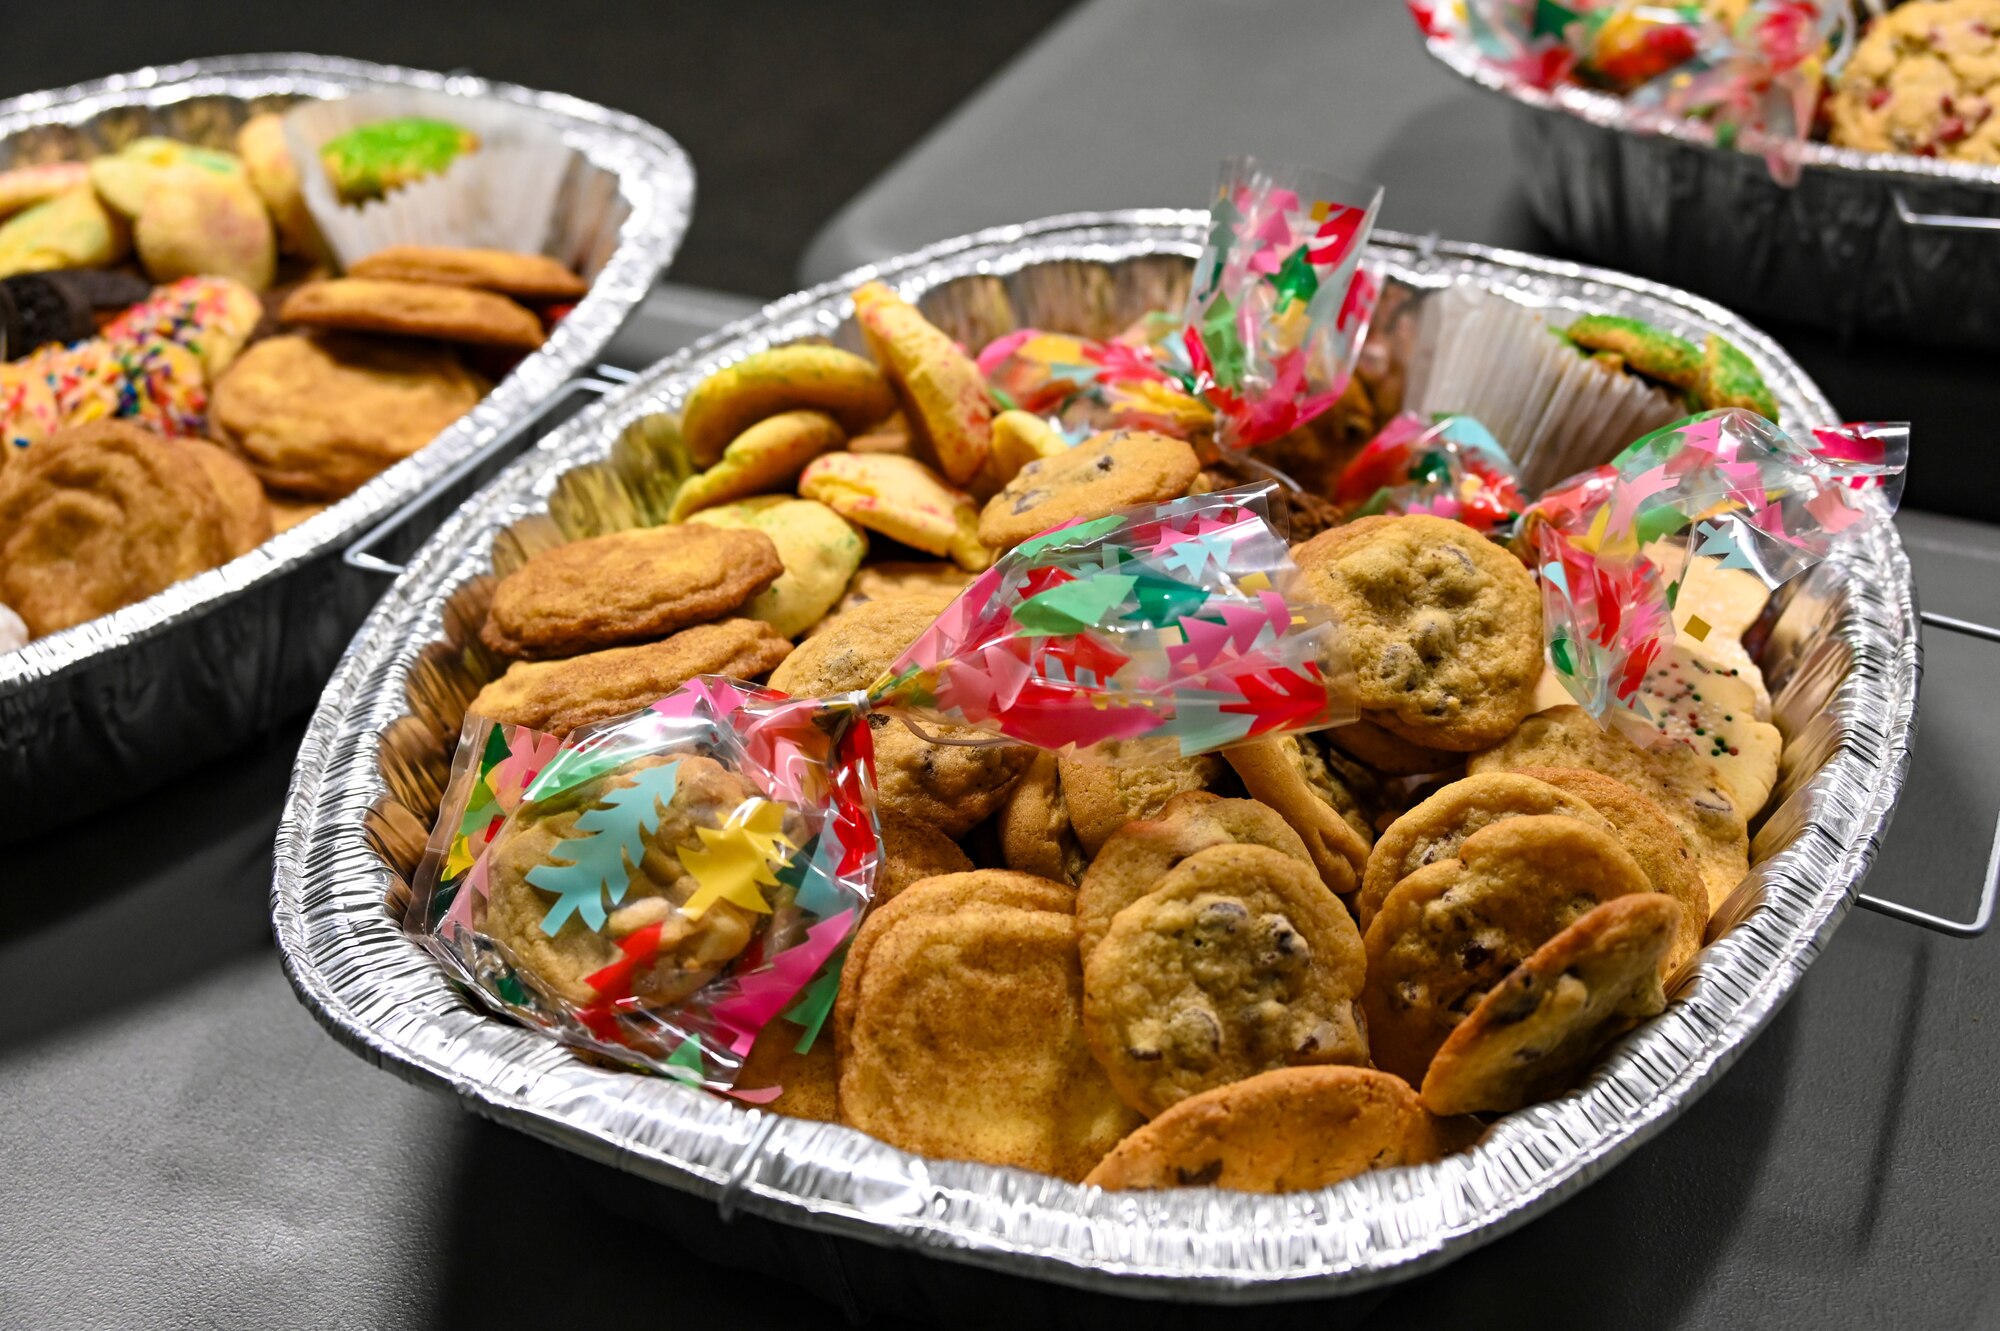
[1892,192,2000,235]
[1854,610,2000,938]
[342,364,636,577]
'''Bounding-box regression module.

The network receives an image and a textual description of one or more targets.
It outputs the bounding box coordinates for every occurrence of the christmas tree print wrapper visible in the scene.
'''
[1518,409,1905,722]
[1429,1,1854,182]
[973,156,1383,453]
[410,486,1357,1094]
[410,680,878,1098]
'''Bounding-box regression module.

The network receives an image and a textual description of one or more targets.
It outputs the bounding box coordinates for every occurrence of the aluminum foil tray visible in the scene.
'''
[273,212,1917,1306]
[1422,18,2000,349]
[0,54,693,835]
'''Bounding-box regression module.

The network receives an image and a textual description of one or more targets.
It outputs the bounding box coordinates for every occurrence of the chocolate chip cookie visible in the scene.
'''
[1294,514,1542,751]
[1361,815,1651,1084]
[976,428,1199,551]
[1084,844,1368,1117]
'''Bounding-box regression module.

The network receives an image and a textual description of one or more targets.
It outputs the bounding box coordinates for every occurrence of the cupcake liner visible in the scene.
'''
[1405,283,1683,493]
[282,89,574,270]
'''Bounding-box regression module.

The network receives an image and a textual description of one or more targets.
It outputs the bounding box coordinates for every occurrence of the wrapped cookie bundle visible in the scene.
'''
[411,157,1905,1195]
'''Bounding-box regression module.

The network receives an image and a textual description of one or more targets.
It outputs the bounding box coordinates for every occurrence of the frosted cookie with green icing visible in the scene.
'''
[319,117,479,203]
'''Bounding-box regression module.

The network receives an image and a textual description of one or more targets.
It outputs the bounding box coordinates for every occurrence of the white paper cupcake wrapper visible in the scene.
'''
[1405,283,1684,493]
[283,89,574,270]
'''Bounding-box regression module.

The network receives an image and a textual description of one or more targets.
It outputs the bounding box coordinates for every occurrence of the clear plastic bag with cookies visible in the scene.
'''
[970,157,1383,455]
[409,678,879,1096]
[411,485,1362,1093]
[1517,408,1907,722]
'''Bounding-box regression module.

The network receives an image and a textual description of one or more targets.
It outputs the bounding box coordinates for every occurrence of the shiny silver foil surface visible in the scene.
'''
[273,213,1917,1301]
[1423,23,2000,348]
[0,55,693,835]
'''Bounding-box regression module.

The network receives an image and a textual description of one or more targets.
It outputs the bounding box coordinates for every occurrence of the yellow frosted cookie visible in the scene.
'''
[669,409,845,521]
[0,190,128,278]
[798,451,990,571]
[88,137,249,216]
[686,495,867,638]
[976,408,1071,493]
[852,280,992,487]
[679,344,896,467]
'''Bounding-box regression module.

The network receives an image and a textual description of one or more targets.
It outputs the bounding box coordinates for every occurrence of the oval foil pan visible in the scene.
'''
[274,213,1917,1301]
[0,55,692,834]
[1422,20,2000,349]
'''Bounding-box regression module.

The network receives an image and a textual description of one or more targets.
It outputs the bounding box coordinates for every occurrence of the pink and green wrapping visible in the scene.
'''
[973,156,1383,453]
[1520,409,1905,721]
[1428,1,1855,181]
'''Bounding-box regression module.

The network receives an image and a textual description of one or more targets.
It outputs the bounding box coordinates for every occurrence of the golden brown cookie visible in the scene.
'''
[181,439,273,560]
[1468,705,1750,912]
[480,525,784,660]
[0,421,227,636]
[1327,717,1458,775]
[468,619,793,735]
[1057,745,1228,858]
[681,344,897,467]
[736,1023,838,1124]
[1828,0,2000,162]
[210,333,487,499]
[347,245,588,301]
[824,559,971,623]
[280,278,546,349]
[1507,766,1708,974]
[1357,773,1615,934]
[1361,816,1651,1084]
[876,809,975,900]
[977,429,1200,551]
[1420,893,1678,1116]
[1221,735,1372,899]
[839,902,1138,1180]
[833,869,1076,1062]
[481,755,770,1009]
[996,752,1089,886]
[1294,515,1542,750]
[770,592,1032,836]
[1083,1066,1442,1193]
[267,494,329,534]
[1084,844,1368,1117]
[1075,791,1318,964]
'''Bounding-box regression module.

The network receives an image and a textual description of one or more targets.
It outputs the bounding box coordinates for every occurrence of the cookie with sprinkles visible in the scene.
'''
[101,275,264,380]
[1636,644,1781,816]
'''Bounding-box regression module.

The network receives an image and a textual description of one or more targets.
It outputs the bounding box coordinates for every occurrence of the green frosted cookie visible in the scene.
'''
[1694,334,1779,421]
[319,117,479,203]
[1563,314,1702,391]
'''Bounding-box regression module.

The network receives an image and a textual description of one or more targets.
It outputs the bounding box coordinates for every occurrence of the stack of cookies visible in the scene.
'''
[447,280,1789,1196]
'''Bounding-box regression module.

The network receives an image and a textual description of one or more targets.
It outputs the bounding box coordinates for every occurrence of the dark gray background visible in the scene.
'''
[5,2,2000,1327]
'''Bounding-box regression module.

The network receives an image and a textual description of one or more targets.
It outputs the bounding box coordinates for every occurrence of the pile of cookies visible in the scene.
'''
[0,111,589,646]
[449,279,1787,1195]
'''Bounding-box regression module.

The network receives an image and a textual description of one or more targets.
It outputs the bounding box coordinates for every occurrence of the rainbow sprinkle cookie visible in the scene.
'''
[101,276,264,380]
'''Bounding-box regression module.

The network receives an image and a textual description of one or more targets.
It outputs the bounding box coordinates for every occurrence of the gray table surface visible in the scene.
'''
[7,3,2000,1326]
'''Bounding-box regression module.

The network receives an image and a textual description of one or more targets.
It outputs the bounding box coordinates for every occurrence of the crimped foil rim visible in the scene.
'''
[1423,20,2000,189]
[272,212,1916,1299]
[0,53,695,690]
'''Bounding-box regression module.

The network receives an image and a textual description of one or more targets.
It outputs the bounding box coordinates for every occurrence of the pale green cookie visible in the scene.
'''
[687,496,866,638]
[0,189,127,278]
[90,138,248,217]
